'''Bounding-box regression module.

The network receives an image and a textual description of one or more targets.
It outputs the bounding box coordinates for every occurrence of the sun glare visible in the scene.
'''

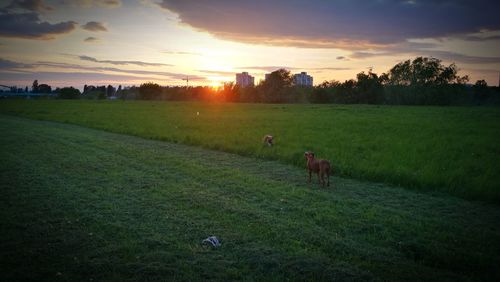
[207,76,231,88]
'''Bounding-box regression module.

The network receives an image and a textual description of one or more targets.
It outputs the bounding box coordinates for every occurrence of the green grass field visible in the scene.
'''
[1,115,499,281]
[0,100,498,203]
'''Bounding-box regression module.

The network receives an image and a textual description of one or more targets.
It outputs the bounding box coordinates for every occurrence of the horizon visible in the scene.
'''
[1,0,499,90]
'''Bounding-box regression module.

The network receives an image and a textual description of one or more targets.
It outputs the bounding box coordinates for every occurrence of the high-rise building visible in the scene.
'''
[235,72,255,87]
[293,72,313,87]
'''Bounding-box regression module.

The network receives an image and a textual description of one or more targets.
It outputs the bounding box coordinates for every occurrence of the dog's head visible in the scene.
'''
[304,151,315,160]
[263,135,273,144]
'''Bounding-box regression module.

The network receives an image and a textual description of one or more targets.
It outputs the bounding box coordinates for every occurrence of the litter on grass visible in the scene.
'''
[202,236,221,247]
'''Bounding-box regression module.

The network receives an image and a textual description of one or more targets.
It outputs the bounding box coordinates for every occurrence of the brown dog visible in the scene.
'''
[263,135,274,147]
[304,151,331,187]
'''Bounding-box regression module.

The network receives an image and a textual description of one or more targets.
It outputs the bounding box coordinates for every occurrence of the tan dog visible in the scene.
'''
[263,135,274,147]
[304,151,331,187]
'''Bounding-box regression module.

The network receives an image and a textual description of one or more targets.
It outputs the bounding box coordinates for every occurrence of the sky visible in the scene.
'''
[0,0,499,90]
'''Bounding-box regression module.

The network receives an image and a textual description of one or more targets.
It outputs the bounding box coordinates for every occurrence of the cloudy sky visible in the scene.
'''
[0,0,499,89]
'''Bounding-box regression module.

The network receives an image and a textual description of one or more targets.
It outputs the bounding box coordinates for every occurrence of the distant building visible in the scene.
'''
[235,72,255,87]
[293,72,313,87]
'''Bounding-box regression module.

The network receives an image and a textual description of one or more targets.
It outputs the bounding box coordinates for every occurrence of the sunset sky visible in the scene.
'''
[0,0,499,89]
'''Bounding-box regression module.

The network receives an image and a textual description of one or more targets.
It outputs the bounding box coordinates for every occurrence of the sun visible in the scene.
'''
[207,76,232,89]
[209,80,221,88]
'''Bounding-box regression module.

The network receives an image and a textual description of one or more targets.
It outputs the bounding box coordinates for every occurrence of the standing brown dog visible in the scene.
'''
[304,151,331,187]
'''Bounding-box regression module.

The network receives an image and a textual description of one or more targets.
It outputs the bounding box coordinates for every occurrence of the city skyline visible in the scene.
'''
[0,0,499,89]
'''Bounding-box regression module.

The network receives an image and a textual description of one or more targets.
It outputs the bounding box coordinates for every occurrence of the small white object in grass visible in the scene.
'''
[202,236,221,247]
[197,111,200,116]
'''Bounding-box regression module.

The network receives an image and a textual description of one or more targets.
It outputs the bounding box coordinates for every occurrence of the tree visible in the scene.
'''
[221,82,239,102]
[383,57,469,105]
[310,80,340,103]
[96,86,106,99]
[473,79,490,101]
[32,80,38,93]
[259,69,293,103]
[340,79,357,103]
[386,57,468,86]
[139,82,162,100]
[38,84,52,93]
[57,87,80,99]
[356,71,384,104]
[106,84,116,97]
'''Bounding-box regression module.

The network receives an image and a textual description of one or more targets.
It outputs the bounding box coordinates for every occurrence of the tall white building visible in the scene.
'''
[235,72,255,87]
[293,72,313,87]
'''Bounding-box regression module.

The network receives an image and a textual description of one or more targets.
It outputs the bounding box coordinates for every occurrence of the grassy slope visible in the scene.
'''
[1,114,499,281]
[0,100,498,203]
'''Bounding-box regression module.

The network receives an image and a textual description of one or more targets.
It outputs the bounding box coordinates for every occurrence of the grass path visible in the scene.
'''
[1,114,499,281]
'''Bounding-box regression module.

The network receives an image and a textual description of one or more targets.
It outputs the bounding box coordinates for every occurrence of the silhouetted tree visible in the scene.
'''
[473,79,490,101]
[383,57,469,105]
[57,87,80,99]
[221,82,239,102]
[106,85,116,97]
[38,84,52,93]
[259,69,294,103]
[356,71,384,104]
[386,57,468,86]
[32,80,38,93]
[238,85,259,102]
[310,80,339,103]
[139,82,161,100]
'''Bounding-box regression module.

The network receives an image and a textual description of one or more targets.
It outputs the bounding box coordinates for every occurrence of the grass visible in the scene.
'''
[1,114,499,281]
[0,100,498,203]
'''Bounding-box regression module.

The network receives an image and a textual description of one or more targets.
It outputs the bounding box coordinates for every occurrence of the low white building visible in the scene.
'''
[293,72,313,87]
[235,72,255,87]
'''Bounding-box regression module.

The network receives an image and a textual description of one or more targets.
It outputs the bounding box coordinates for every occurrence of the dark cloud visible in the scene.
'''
[0,57,197,81]
[350,45,500,64]
[0,70,146,87]
[78,55,173,67]
[81,21,107,32]
[0,11,76,39]
[83,36,99,43]
[158,0,500,48]
[459,34,500,42]
[422,51,500,64]
[5,0,53,12]
[35,61,203,80]
[0,57,31,69]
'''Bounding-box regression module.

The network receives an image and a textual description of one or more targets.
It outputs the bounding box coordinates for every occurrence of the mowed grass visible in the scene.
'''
[1,115,499,281]
[0,100,499,203]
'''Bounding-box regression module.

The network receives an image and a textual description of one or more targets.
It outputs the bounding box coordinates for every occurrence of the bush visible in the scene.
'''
[57,87,80,99]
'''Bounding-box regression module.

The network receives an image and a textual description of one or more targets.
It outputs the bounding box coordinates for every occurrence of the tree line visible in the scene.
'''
[14,57,500,105]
